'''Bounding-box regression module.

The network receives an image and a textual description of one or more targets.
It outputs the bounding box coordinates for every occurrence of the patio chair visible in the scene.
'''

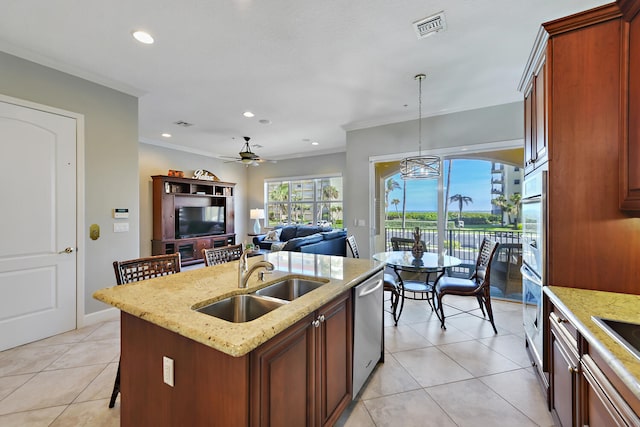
[389,236,436,310]
[435,238,500,333]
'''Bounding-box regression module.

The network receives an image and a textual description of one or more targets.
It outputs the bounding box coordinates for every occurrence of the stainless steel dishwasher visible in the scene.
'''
[352,270,384,398]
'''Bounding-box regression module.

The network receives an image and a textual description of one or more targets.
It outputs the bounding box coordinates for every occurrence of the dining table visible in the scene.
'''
[372,251,462,325]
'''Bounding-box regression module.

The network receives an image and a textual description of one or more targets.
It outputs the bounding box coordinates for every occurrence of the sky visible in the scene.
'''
[386,159,494,213]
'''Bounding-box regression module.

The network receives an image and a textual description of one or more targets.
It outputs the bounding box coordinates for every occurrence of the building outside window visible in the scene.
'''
[265,176,343,228]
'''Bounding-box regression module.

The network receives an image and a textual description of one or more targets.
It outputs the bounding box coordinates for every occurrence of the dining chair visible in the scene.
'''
[346,235,360,258]
[202,243,244,266]
[434,238,500,333]
[346,235,399,316]
[390,236,427,251]
[389,236,435,310]
[109,253,182,408]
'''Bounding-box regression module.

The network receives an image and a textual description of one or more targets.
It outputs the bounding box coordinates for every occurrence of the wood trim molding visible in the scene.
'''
[518,26,548,93]
[543,3,622,36]
[619,0,640,21]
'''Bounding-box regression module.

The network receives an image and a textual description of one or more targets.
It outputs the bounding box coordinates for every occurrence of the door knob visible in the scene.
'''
[60,247,75,254]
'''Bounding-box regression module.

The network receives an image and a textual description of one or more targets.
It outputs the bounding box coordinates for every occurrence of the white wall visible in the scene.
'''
[346,102,524,258]
[138,143,250,256]
[0,51,139,315]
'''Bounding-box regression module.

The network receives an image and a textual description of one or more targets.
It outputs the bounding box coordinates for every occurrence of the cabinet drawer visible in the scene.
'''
[582,354,640,426]
[550,311,578,353]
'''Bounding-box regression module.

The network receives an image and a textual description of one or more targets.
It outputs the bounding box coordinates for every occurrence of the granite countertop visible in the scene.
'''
[93,251,383,357]
[545,286,640,399]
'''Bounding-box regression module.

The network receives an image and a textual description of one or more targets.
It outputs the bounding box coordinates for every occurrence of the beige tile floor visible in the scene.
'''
[0,296,555,426]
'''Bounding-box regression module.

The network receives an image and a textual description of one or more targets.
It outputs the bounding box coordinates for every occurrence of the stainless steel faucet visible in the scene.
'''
[238,250,274,288]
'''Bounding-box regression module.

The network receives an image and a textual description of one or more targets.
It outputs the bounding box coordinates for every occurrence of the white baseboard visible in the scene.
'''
[82,307,119,327]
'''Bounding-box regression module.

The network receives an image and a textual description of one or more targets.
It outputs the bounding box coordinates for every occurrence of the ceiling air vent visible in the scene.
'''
[413,11,447,39]
[173,120,194,127]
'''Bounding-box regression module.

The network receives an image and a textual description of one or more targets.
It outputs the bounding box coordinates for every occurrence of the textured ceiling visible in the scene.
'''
[0,0,608,160]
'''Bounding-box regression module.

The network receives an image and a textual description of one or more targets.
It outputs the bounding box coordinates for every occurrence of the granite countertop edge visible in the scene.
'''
[93,254,384,357]
[545,286,640,400]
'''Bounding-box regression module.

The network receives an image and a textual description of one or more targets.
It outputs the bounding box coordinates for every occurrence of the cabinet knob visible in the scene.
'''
[556,317,565,323]
[312,320,320,328]
[568,365,578,374]
[318,314,325,323]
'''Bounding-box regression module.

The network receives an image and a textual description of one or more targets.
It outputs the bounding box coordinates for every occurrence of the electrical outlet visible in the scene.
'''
[163,356,174,387]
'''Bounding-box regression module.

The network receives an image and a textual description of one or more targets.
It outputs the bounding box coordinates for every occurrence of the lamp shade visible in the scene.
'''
[250,208,265,219]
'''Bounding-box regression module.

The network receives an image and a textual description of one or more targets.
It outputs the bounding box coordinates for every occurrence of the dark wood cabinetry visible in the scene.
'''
[250,291,352,427]
[121,291,352,427]
[620,1,640,210]
[522,35,548,175]
[521,2,640,296]
[151,175,235,265]
[549,307,581,427]
[546,295,640,427]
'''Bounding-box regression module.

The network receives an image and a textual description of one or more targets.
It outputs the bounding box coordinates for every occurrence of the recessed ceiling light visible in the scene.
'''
[132,30,154,44]
[243,111,255,118]
[161,133,172,138]
[311,141,319,146]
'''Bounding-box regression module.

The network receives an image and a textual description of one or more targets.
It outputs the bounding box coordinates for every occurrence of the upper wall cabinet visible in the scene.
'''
[620,0,640,210]
[519,28,548,176]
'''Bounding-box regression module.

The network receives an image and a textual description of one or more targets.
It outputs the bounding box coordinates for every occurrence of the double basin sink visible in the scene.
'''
[195,277,328,323]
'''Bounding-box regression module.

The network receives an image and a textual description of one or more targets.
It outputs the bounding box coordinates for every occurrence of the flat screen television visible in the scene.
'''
[175,206,225,238]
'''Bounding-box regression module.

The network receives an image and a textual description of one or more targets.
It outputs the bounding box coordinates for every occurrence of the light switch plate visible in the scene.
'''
[113,222,129,233]
[163,356,174,387]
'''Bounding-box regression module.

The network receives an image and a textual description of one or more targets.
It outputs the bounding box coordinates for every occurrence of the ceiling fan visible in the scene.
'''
[221,136,275,167]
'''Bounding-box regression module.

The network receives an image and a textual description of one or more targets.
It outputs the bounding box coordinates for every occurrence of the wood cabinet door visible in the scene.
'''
[621,9,640,209]
[551,336,578,427]
[317,292,352,427]
[195,238,213,260]
[534,66,547,163]
[524,91,535,173]
[250,313,316,427]
[550,312,581,427]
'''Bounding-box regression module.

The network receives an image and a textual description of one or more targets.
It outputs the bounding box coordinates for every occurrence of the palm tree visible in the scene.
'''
[491,194,508,227]
[401,180,407,229]
[269,183,289,223]
[391,198,400,218]
[507,193,522,228]
[385,178,400,220]
[448,194,473,222]
[491,193,522,228]
[321,185,339,222]
[443,159,452,227]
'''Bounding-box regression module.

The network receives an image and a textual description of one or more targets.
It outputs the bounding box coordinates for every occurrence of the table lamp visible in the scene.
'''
[250,208,265,234]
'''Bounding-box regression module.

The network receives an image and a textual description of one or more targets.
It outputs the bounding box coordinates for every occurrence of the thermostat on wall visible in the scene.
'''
[113,208,129,219]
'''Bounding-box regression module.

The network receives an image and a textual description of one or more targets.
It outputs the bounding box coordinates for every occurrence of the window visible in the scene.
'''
[265,176,343,228]
[514,179,521,185]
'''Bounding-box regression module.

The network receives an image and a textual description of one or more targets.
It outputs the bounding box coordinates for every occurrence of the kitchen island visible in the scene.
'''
[94,251,384,426]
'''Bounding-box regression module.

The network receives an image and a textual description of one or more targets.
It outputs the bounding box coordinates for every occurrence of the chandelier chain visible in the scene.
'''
[418,74,423,155]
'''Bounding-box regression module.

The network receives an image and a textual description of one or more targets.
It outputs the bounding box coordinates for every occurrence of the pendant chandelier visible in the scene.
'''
[400,73,441,180]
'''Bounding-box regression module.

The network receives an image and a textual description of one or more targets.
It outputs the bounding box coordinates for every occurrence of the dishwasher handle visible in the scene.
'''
[357,279,383,298]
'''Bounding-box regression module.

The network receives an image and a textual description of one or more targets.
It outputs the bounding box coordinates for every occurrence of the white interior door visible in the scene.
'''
[0,100,77,351]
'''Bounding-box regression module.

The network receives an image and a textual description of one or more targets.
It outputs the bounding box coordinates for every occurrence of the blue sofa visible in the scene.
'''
[253,225,347,256]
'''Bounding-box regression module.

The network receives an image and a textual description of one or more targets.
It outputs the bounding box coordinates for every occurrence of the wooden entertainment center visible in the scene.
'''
[151,175,235,266]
